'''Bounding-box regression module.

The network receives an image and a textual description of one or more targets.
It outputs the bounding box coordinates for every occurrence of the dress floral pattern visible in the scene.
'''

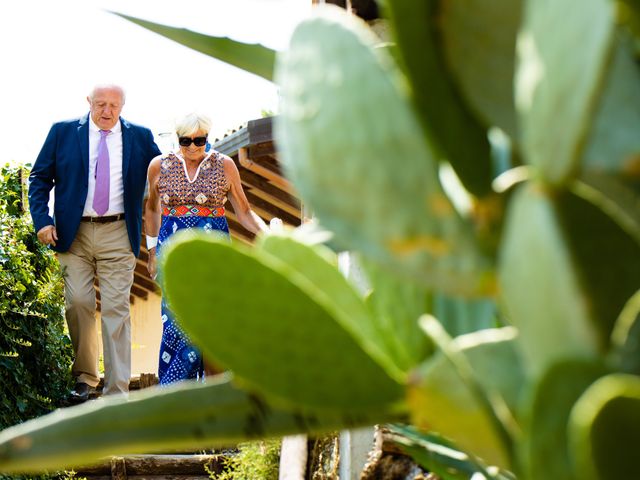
[156,151,230,384]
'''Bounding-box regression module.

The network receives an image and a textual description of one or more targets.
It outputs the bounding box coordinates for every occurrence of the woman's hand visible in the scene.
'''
[147,249,157,280]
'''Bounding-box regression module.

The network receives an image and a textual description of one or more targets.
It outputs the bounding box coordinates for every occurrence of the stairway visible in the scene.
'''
[73,453,226,480]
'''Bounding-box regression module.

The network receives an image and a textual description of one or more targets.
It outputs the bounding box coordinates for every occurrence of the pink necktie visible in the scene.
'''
[93,129,111,216]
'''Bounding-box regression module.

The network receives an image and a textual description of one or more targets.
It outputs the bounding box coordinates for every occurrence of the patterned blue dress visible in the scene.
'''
[156,151,230,385]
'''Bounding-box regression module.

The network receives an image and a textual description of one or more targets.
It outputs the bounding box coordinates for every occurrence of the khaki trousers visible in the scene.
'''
[57,220,136,395]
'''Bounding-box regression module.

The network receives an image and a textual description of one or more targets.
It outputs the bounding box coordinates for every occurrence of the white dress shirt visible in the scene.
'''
[83,118,125,216]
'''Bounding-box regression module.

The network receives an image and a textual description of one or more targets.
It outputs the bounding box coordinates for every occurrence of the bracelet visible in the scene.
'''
[146,235,158,250]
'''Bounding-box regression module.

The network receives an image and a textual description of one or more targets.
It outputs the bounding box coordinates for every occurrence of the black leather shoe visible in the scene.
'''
[68,382,91,404]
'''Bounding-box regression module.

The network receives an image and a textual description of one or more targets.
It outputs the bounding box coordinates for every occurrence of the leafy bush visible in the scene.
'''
[0,163,72,429]
[210,439,280,480]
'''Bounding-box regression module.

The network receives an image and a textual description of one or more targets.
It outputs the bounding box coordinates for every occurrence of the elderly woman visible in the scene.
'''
[145,112,267,384]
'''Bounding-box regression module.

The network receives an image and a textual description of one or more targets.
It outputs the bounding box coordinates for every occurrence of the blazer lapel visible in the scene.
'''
[121,117,132,181]
[77,114,90,178]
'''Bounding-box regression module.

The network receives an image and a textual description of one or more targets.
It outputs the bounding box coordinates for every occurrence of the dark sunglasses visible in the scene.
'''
[178,136,207,147]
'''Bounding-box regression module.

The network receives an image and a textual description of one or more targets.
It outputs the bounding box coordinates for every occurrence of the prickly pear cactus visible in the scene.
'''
[2,1,640,479]
[161,231,404,412]
[274,7,494,297]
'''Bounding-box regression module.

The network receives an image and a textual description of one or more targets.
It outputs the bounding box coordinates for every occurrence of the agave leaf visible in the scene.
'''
[255,232,407,381]
[275,6,492,296]
[408,324,524,469]
[161,231,404,412]
[515,0,615,184]
[437,0,522,141]
[387,424,515,480]
[568,373,640,480]
[581,34,640,177]
[501,183,640,374]
[0,375,401,474]
[111,13,276,81]
[383,0,493,196]
[519,359,609,480]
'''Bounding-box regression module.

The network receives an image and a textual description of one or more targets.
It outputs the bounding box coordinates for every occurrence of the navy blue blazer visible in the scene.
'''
[28,114,161,256]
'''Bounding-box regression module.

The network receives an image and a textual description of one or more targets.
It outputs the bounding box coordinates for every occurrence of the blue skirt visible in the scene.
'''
[156,214,229,385]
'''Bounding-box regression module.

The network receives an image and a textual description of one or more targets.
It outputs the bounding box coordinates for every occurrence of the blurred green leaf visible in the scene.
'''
[573,171,640,247]
[408,325,523,469]
[0,376,400,474]
[569,373,640,480]
[499,184,603,376]
[162,231,404,412]
[433,292,499,338]
[437,0,522,141]
[387,424,515,480]
[611,289,640,374]
[519,359,608,480]
[112,13,276,81]
[553,188,640,349]
[275,6,493,296]
[581,34,640,177]
[256,232,409,381]
[383,0,493,196]
[359,254,433,374]
[516,0,615,184]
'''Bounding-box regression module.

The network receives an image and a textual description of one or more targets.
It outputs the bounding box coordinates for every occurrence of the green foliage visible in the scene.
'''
[0,164,72,430]
[0,374,401,473]
[409,323,523,468]
[2,3,640,480]
[275,8,493,296]
[516,0,615,184]
[211,439,280,480]
[162,233,404,410]
[568,373,640,480]
[111,13,276,82]
[383,0,494,197]
[387,424,515,480]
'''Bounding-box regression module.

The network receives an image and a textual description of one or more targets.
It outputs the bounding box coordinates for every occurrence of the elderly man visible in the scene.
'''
[29,84,161,402]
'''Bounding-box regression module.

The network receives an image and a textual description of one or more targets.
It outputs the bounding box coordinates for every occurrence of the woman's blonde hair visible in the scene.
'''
[175,112,212,137]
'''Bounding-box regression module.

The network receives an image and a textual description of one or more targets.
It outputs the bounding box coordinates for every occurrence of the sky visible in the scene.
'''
[0,0,310,164]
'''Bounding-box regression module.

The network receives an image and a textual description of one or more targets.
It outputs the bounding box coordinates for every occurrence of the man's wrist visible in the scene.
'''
[146,235,158,250]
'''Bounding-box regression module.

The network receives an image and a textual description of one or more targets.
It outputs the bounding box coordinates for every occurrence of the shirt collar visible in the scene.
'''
[89,116,122,134]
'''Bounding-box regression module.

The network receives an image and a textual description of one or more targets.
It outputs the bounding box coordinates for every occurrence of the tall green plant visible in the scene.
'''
[0,164,72,429]
[1,2,640,480]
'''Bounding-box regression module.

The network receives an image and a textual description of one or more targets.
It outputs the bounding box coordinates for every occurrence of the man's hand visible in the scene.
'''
[37,225,58,247]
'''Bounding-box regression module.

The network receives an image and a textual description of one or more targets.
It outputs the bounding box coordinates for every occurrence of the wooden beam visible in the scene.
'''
[239,170,301,218]
[244,182,301,219]
[130,284,149,300]
[134,270,159,294]
[245,191,300,225]
[239,147,294,193]
[225,211,256,245]
[249,141,276,158]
